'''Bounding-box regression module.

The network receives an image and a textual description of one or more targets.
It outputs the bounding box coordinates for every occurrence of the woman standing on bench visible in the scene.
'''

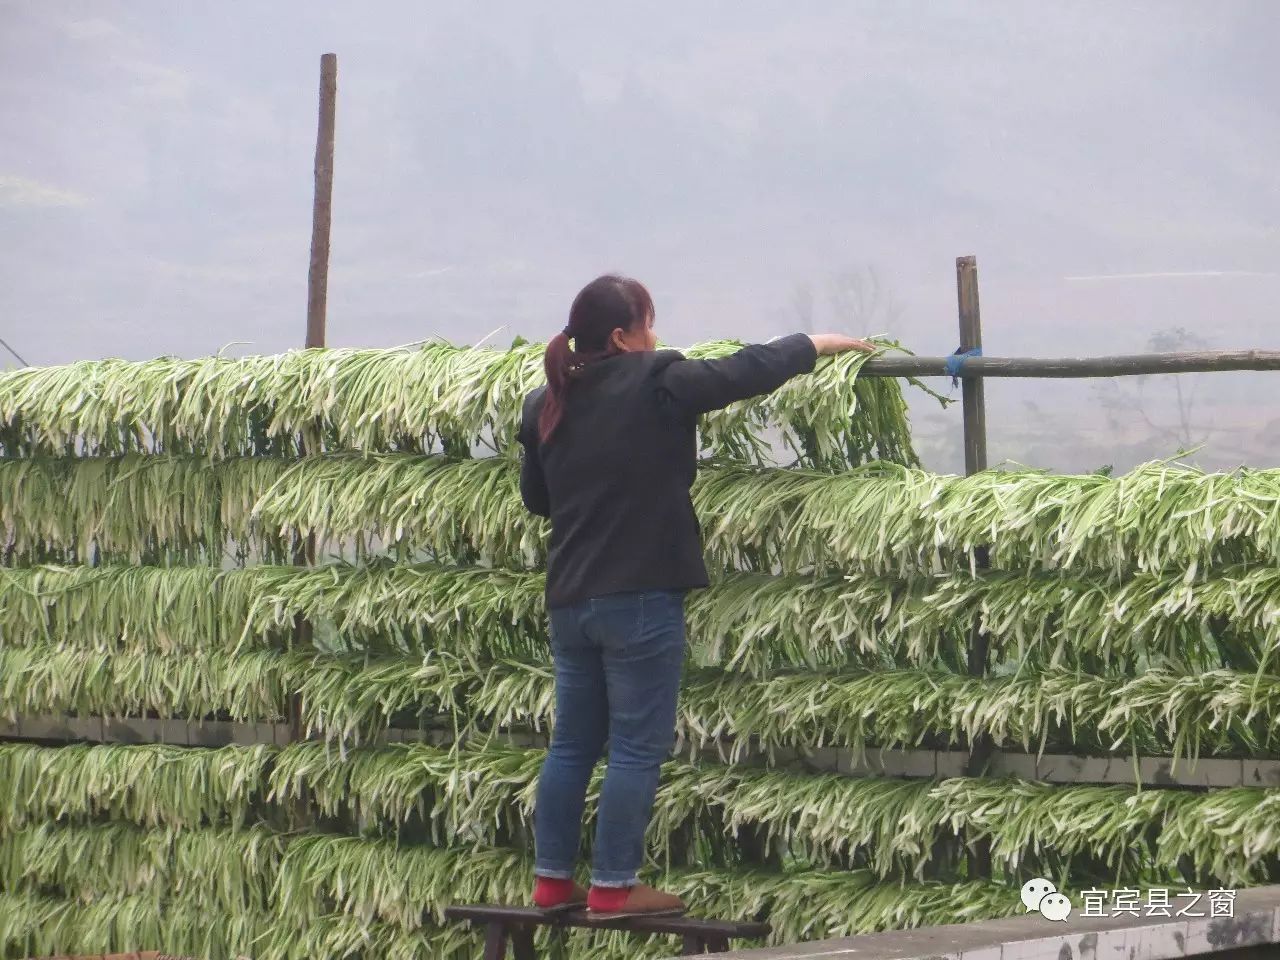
[517,274,872,918]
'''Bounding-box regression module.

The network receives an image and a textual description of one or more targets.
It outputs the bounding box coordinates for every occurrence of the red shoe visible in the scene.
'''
[585,883,686,920]
[533,877,589,913]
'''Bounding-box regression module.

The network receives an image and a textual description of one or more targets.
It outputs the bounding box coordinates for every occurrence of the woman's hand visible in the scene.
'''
[808,333,878,356]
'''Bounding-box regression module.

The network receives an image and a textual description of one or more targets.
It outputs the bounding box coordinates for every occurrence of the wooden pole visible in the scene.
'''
[290,53,336,749]
[957,256,992,879]
[857,349,1280,378]
[306,52,337,349]
[956,257,987,475]
[300,53,334,559]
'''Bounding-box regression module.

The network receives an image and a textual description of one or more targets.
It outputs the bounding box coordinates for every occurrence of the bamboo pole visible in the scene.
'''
[290,54,336,747]
[957,257,993,881]
[859,349,1280,378]
[305,53,337,349]
[956,257,987,475]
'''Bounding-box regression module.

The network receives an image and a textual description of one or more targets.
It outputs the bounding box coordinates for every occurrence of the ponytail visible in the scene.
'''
[538,330,575,442]
[537,275,655,444]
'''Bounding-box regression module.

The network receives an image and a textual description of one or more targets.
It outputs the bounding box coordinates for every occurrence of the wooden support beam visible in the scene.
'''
[4,715,1277,788]
[292,51,335,714]
[956,256,987,475]
[306,52,337,349]
[957,256,992,881]
[859,349,1280,378]
[289,53,337,793]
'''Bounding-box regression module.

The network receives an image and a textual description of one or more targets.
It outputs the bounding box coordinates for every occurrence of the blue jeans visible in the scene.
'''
[533,590,687,887]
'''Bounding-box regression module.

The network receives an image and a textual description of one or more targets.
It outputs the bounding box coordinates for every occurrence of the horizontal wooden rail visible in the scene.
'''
[5,715,1280,788]
[862,349,1280,378]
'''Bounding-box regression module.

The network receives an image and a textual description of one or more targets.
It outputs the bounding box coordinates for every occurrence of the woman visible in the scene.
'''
[517,274,873,918]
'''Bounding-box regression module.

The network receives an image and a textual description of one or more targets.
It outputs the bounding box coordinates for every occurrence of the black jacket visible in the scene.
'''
[517,333,818,608]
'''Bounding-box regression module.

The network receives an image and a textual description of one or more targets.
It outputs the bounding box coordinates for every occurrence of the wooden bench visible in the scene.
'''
[444,903,771,958]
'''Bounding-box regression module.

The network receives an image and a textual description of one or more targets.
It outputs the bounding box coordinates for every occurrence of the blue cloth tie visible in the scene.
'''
[945,347,982,386]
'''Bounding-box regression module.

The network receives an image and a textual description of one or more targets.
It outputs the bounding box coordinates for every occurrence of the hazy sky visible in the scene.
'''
[2,1,1277,471]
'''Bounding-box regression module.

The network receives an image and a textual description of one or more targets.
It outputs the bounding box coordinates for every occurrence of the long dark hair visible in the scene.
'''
[538,274,654,442]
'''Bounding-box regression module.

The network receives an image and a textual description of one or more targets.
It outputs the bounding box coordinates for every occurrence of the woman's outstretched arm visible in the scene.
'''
[655,332,873,418]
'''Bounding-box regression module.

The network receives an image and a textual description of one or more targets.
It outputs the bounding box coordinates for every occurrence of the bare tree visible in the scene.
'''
[1093,326,1212,452]
[825,265,902,338]
[791,282,815,333]
[788,264,902,337]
